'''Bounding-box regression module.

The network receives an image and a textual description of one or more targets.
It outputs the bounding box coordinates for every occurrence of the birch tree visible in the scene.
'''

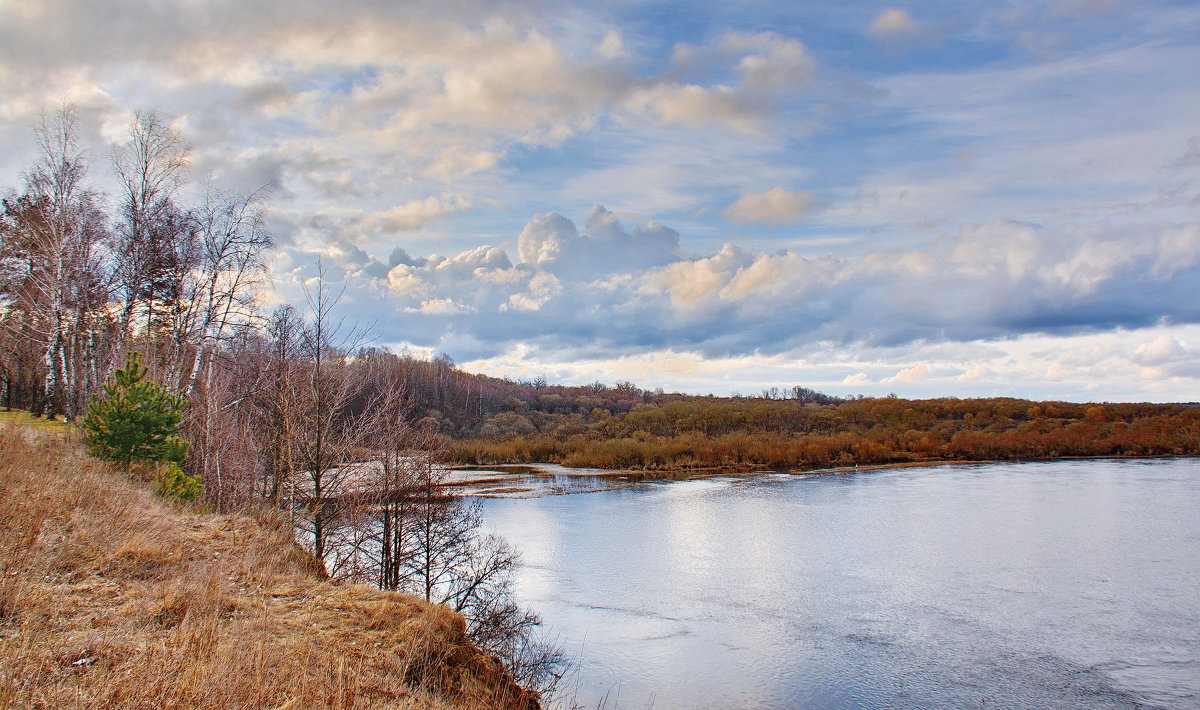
[178,183,273,397]
[0,104,109,420]
[111,109,191,375]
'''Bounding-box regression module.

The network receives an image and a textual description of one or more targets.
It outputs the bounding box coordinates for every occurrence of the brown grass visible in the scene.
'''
[0,411,71,435]
[0,424,538,710]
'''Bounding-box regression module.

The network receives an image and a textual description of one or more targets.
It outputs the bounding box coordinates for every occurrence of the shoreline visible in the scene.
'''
[446,453,1198,492]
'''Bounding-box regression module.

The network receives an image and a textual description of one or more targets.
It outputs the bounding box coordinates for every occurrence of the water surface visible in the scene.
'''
[477,459,1200,709]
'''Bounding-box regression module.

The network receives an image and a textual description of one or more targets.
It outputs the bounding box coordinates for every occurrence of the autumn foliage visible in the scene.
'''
[447,396,1200,471]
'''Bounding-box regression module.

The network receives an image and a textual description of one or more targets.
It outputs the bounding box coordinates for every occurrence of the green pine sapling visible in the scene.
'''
[83,352,201,501]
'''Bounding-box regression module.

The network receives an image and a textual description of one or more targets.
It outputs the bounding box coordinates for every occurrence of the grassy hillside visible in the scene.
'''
[0,424,538,710]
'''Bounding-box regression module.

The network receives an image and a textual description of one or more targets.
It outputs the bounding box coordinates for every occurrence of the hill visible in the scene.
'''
[0,421,539,710]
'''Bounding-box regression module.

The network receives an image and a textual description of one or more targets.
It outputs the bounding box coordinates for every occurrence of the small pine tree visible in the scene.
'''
[156,461,203,502]
[83,352,190,470]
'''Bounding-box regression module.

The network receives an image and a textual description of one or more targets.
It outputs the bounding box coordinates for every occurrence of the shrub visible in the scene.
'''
[155,461,203,502]
[83,352,194,504]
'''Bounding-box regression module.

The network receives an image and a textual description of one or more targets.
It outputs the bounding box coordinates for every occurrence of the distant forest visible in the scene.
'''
[373,360,1200,470]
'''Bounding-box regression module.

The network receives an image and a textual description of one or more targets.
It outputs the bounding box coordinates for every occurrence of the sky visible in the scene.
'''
[1,0,1198,401]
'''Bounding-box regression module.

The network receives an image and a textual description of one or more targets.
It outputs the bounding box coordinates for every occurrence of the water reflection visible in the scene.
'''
[447,463,779,497]
[477,459,1200,709]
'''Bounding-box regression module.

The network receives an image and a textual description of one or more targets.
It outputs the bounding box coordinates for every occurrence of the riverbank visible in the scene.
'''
[0,424,539,710]
[780,453,1198,477]
[444,454,1199,498]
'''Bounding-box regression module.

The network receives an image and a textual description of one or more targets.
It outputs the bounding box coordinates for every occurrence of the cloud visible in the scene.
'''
[623,83,761,134]
[1134,335,1188,366]
[3,0,1197,404]
[502,272,563,313]
[516,205,681,279]
[407,298,475,316]
[868,8,934,43]
[828,40,1200,239]
[883,363,935,383]
[557,127,810,214]
[266,188,1200,400]
[517,212,579,268]
[0,0,830,247]
[457,323,1200,402]
[278,203,1200,371]
[373,195,471,232]
[723,187,813,225]
[720,31,817,94]
[1044,362,1071,381]
[381,244,519,314]
[268,193,473,250]
[1169,136,1200,169]
[622,31,817,134]
[1154,224,1200,277]
[957,364,992,382]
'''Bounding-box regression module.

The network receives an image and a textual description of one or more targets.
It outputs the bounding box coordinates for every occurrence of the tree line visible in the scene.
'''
[446,396,1200,471]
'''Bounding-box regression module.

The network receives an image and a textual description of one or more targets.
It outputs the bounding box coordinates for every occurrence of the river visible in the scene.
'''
[473,459,1199,709]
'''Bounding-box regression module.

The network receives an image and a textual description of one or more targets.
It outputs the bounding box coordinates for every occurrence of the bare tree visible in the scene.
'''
[1,102,565,698]
[400,463,565,695]
[355,382,426,590]
[312,352,568,696]
[183,331,272,511]
[350,417,566,695]
[263,304,305,504]
[0,104,110,420]
[0,306,44,411]
[110,109,191,377]
[178,182,274,397]
[165,184,274,510]
[277,263,375,566]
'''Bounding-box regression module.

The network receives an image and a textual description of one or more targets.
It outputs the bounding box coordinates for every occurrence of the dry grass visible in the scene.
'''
[0,424,539,710]
[0,411,71,435]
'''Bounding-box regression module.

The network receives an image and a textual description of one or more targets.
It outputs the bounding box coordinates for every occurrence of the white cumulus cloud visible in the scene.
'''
[517,205,681,279]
